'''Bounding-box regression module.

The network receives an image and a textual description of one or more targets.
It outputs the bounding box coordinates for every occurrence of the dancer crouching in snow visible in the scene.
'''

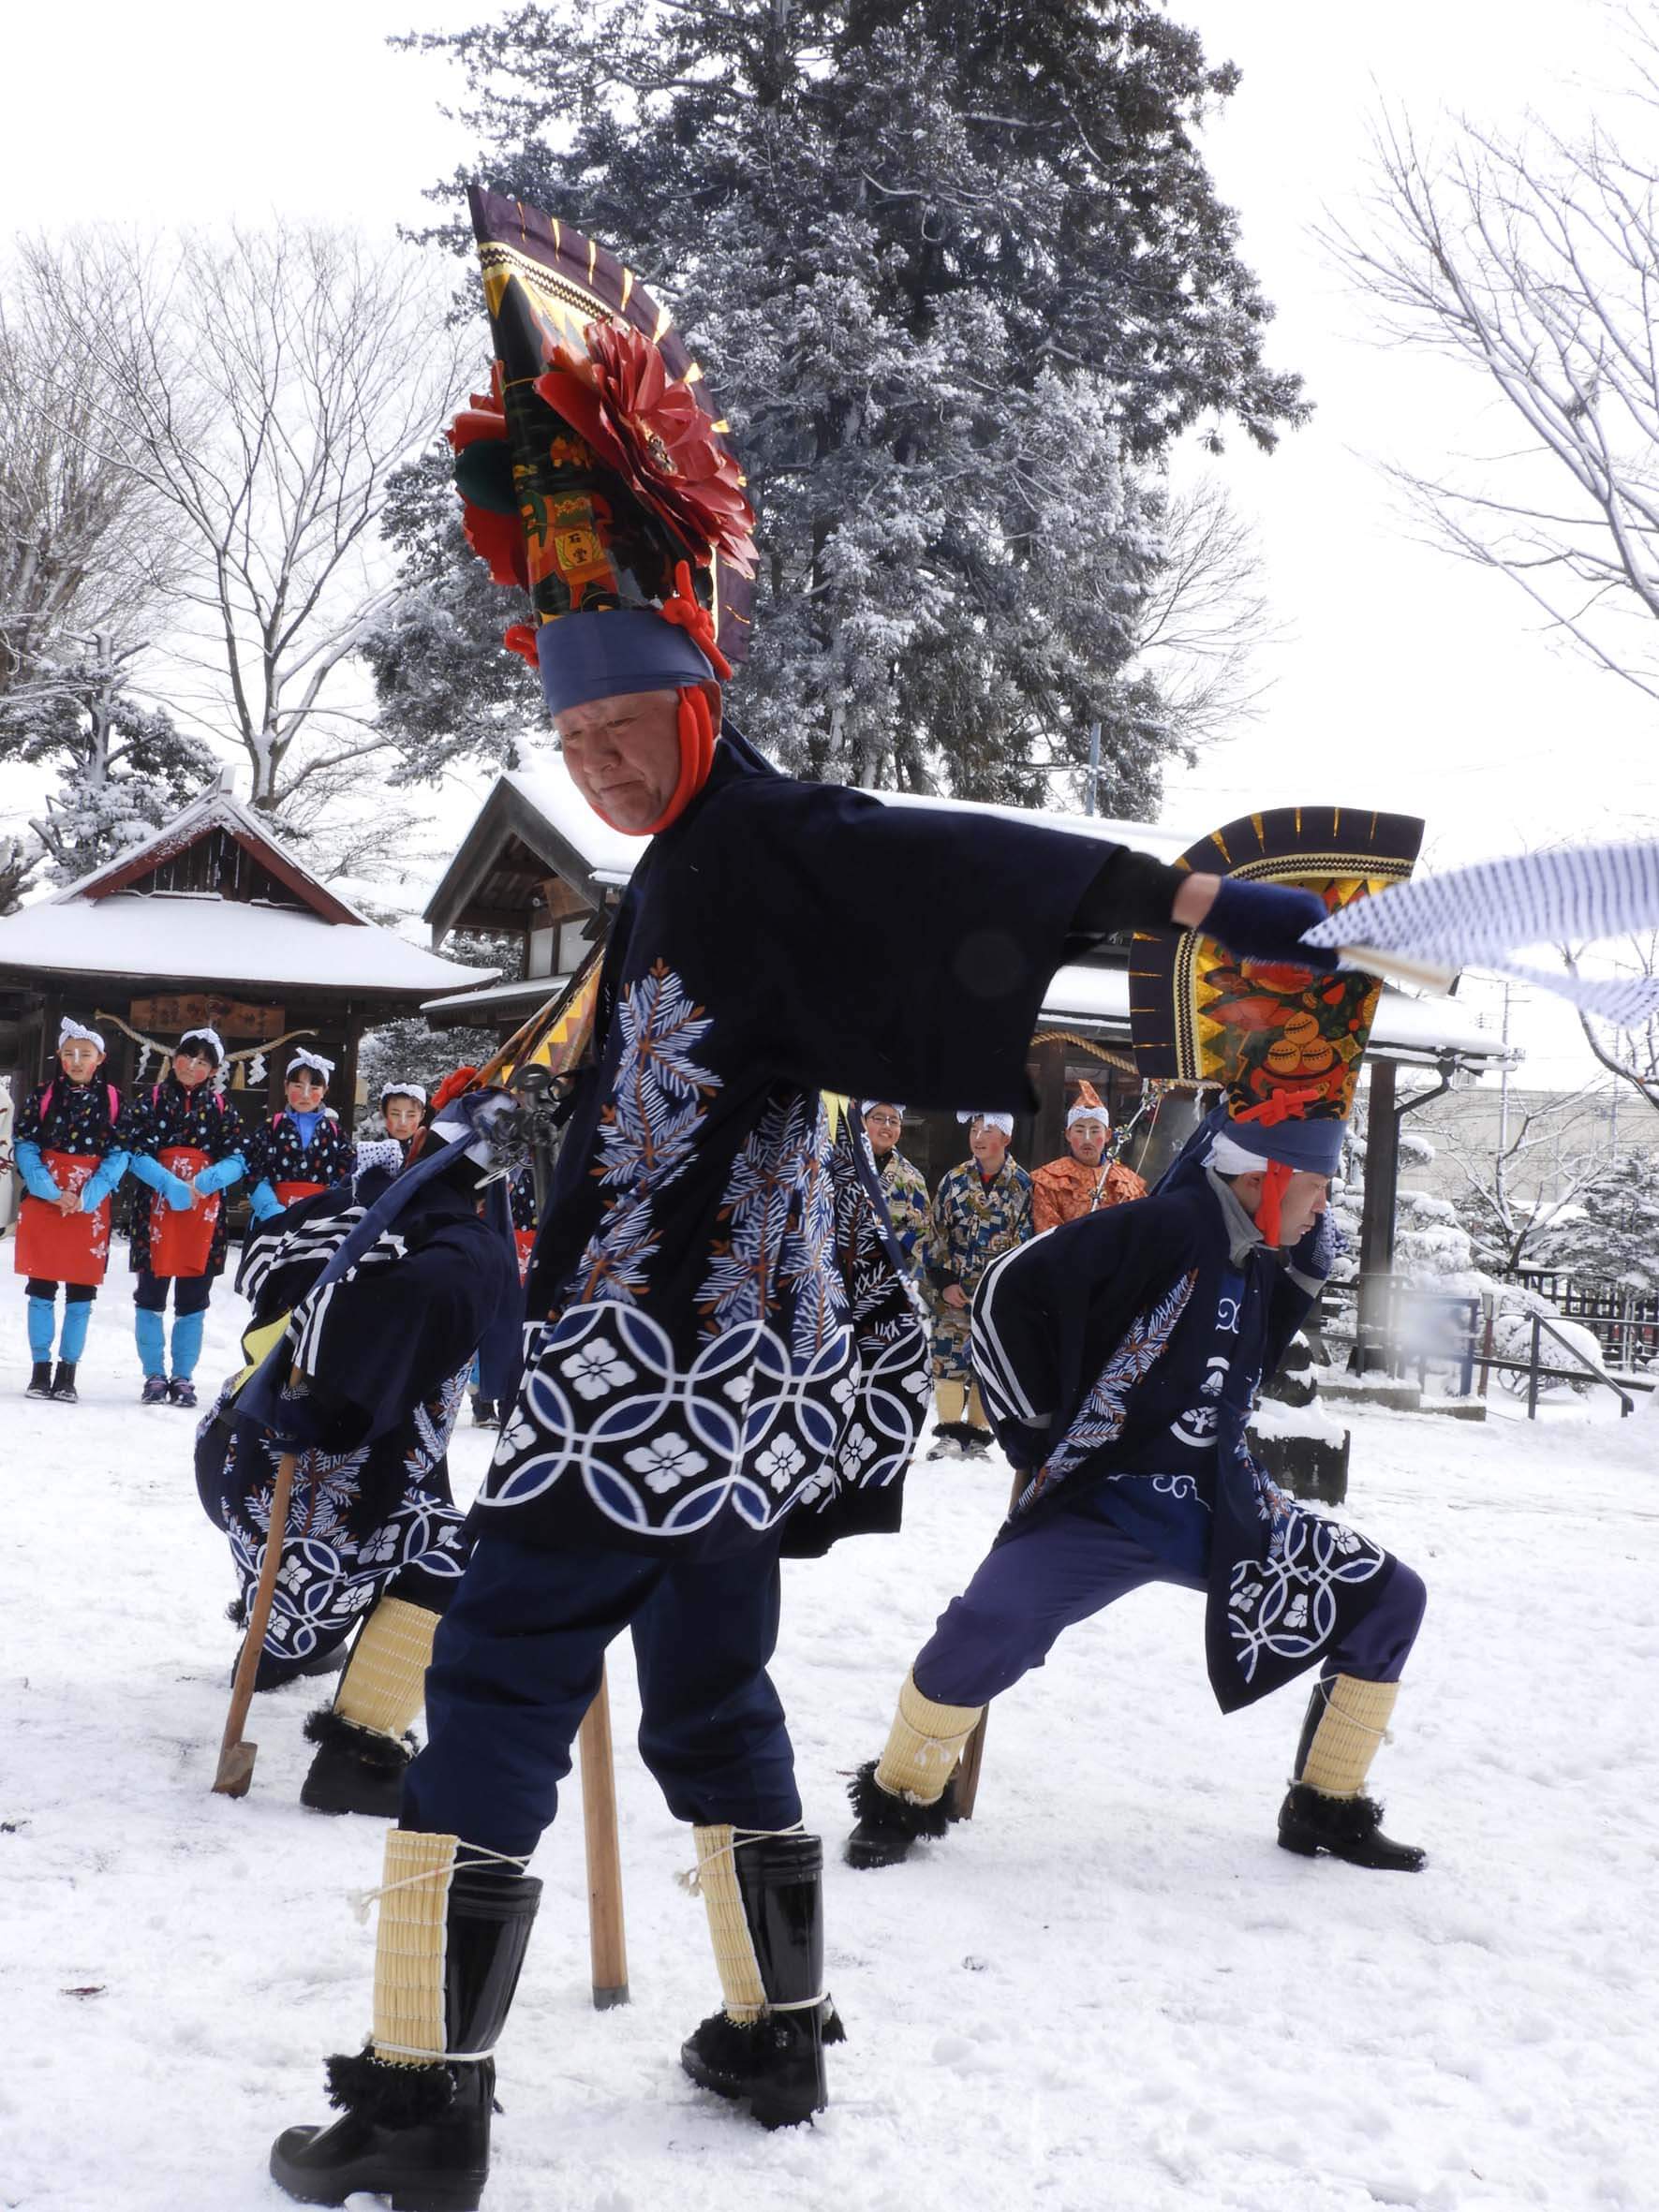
[117,1026,246,1408]
[265,192,1354,2212]
[13,1018,127,1403]
[196,1090,520,1818]
[847,978,1429,1877]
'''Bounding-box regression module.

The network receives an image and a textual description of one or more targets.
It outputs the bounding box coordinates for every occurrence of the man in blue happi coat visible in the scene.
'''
[269,193,1359,2211]
[844,1058,1429,1883]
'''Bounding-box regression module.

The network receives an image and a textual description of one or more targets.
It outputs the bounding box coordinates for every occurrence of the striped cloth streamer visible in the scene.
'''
[1300,840,1659,1027]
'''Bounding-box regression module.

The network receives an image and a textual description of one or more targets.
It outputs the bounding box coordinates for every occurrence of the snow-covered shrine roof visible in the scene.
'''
[0,789,490,999]
[420,763,1513,1069]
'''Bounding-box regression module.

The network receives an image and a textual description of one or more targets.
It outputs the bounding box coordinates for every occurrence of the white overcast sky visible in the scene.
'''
[4,0,1651,1083]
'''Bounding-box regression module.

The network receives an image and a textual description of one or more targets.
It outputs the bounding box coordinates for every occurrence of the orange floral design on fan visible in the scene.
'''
[534,320,757,578]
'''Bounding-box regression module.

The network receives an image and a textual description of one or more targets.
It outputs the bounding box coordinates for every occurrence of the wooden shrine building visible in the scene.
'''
[0,789,490,1134]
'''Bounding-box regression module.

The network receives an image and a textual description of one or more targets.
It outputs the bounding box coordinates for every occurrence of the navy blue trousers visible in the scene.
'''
[134,1268,213,1315]
[403,1533,803,1858]
[914,1486,1426,1708]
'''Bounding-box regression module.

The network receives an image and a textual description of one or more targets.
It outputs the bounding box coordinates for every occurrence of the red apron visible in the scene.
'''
[14,1153,111,1287]
[513,1228,536,1284]
[149,1145,218,1279]
[274,1180,328,1210]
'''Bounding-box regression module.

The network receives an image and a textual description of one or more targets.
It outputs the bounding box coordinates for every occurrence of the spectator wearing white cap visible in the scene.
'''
[1029,1080,1146,1235]
[923,1112,1032,1456]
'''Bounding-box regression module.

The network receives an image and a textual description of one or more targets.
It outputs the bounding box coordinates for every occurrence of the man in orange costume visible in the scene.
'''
[1029,1081,1145,1234]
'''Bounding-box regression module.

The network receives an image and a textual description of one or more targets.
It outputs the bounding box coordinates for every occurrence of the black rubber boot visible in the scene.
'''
[469,1394,498,1429]
[843,1760,957,1869]
[680,1833,835,2129]
[50,1362,79,1404]
[270,1860,541,2209]
[26,1362,54,1399]
[1277,1783,1427,1871]
[300,1709,414,1818]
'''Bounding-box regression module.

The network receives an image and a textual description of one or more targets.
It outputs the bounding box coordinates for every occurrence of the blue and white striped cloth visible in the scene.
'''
[1300,840,1659,1025]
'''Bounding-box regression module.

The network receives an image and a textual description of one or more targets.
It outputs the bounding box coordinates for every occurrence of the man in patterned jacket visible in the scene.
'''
[843,1109,1429,1880]
[269,193,1353,2211]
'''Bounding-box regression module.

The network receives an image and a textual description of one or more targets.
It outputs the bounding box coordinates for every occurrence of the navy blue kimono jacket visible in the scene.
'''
[197,1179,519,1686]
[479,729,1176,1560]
[970,1140,1399,1712]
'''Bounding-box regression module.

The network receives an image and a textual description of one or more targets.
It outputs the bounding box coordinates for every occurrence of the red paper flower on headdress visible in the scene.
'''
[447,384,527,591]
[534,321,757,579]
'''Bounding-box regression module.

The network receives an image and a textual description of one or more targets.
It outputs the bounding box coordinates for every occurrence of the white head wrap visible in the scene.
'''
[860,1100,904,1118]
[178,1025,225,1066]
[379,1082,428,1108]
[1208,1130,1274,1176]
[287,1049,334,1082]
[1066,1100,1109,1129]
[58,1017,106,1054]
[958,1110,1014,1138]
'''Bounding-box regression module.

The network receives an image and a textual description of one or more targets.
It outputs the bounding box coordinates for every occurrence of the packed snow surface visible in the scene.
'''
[4,1266,1656,2212]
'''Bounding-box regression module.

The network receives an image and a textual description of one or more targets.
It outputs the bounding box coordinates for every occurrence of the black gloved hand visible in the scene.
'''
[1202,877,1338,972]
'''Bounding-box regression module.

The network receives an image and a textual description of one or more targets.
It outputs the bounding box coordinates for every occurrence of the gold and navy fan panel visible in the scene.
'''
[1129,805,1425,1115]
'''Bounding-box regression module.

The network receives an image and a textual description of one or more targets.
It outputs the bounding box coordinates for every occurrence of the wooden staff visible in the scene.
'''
[212,1450,297,1797]
[577,1663,629,2007]
[949,1470,1024,1821]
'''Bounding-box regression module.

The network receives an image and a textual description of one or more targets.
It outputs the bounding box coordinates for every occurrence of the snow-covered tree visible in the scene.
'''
[1415,1086,1607,1276]
[0,832,37,915]
[1533,1147,1659,1292]
[1326,14,1659,708]
[7,631,216,881]
[30,223,471,819]
[391,0,1306,803]
[0,244,178,709]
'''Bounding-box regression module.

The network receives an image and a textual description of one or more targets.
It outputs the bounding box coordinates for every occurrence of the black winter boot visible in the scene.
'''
[680,1833,836,2129]
[843,1759,957,1869]
[926,1421,972,1461]
[1277,1783,1427,1872]
[26,1361,53,1399]
[50,1362,79,1404]
[300,1708,414,1818]
[270,1861,541,2209]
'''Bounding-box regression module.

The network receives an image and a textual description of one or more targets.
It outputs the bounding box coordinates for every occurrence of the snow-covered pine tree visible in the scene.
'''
[1533,1149,1659,1293]
[387,0,1306,804]
[0,832,37,915]
[6,635,217,882]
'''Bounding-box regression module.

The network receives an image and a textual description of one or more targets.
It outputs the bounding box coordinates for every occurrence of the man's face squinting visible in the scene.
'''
[1066,1118,1107,1167]
[556,690,686,833]
[1277,1171,1330,1247]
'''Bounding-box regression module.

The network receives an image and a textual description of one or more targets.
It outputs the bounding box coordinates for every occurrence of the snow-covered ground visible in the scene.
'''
[5,1263,1657,2212]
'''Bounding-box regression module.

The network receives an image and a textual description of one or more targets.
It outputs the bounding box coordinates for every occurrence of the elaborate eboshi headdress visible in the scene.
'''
[1130,806,1425,1234]
[452,185,755,730]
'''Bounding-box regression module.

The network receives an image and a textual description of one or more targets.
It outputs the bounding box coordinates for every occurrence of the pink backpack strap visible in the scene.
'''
[40,1080,54,1121]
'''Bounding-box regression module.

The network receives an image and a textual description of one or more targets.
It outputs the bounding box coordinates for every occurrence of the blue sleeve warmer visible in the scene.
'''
[79,1152,131,1210]
[194,1152,246,1196]
[249,1179,283,1221]
[14,1140,61,1202]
